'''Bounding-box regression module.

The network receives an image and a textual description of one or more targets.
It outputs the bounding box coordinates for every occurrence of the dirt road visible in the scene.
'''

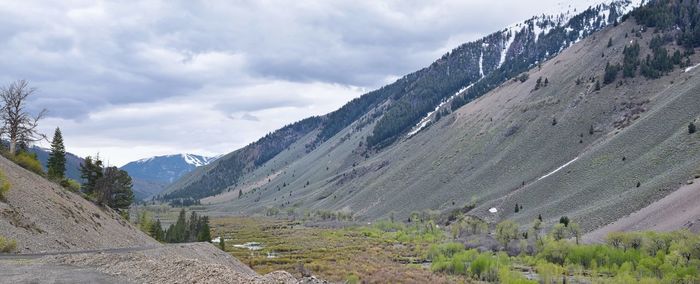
[0,261,134,284]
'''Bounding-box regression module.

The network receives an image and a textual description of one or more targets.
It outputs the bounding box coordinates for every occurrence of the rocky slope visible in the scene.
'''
[0,153,322,283]
[0,155,157,253]
[39,243,323,284]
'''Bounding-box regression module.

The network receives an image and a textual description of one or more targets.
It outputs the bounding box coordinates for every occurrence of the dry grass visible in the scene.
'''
[211,216,467,283]
[0,235,17,253]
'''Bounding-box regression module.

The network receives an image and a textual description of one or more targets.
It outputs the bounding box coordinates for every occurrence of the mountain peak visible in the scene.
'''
[121,153,219,200]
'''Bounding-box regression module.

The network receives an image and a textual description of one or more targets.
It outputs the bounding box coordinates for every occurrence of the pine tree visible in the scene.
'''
[689,122,697,134]
[559,216,570,227]
[149,219,164,242]
[197,216,211,242]
[79,155,103,196]
[171,209,187,243]
[514,203,520,213]
[95,167,133,210]
[47,127,66,180]
[219,234,226,251]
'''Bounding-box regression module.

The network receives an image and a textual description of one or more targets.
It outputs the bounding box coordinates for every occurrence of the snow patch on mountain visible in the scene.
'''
[407,83,476,138]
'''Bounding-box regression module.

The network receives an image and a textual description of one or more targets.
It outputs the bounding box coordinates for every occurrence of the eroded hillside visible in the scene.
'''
[0,155,156,253]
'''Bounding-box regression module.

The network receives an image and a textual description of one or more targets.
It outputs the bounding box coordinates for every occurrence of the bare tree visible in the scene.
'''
[0,80,47,155]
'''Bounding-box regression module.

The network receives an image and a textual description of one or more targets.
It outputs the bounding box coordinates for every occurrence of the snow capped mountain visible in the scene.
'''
[121,153,218,200]
[405,0,643,137]
[164,0,647,202]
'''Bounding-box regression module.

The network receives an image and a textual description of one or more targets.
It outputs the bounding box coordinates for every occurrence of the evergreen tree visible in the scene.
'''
[149,219,165,242]
[689,122,696,134]
[170,209,187,243]
[47,127,66,180]
[94,166,134,210]
[79,155,103,196]
[559,216,570,227]
[188,211,199,241]
[219,234,226,251]
[197,216,211,242]
[514,203,520,213]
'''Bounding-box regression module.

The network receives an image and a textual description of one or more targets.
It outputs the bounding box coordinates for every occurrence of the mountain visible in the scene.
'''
[163,0,641,202]
[165,0,700,233]
[121,154,218,200]
[29,146,83,181]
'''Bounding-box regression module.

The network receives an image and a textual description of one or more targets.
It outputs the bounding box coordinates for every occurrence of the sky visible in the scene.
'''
[0,0,603,166]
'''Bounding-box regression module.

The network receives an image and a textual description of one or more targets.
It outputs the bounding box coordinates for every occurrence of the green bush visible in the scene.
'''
[428,242,465,260]
[0,171,10,200]
[60,178,81,192]
[13,151,44,175]
[0,235,17,253]
[345,273,360,284]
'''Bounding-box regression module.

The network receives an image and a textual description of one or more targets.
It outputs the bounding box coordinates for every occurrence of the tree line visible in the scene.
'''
[138,209,211,243]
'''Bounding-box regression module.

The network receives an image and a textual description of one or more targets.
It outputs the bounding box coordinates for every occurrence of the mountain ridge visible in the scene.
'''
[162,0,642,201]
[121,153,218,200]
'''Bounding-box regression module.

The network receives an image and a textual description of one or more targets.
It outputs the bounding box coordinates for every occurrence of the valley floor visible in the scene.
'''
[212,216,460,283]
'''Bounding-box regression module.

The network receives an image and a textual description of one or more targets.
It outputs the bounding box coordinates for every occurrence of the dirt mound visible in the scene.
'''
[41,243,326,284]
[0,155,156,253]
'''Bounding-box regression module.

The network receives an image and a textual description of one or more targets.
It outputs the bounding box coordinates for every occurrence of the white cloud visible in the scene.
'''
[38,81,363,165]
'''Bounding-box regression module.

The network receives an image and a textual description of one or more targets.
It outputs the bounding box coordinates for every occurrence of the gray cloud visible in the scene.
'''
[0,0,599,165]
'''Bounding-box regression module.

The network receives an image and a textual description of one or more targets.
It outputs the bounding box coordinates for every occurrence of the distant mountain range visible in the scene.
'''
[27,147,215,201]
[121,154,218,200]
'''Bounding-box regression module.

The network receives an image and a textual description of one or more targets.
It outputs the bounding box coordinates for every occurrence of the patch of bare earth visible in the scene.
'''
[40,243,327,284]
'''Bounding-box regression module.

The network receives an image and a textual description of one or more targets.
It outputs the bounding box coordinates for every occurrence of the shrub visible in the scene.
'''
[495,220,519,249]
[0,171,10,201]
[517,73,529,82]
[428,242,465,260]
[60,178,81,192]
[0,235,17,253]
[345,274,360,284]
[689,122,696,134]
[13,151,44,175]
[559,216,570,227]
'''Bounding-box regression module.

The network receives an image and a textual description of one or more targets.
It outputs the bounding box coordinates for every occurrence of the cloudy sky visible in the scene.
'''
[0,0,601,166]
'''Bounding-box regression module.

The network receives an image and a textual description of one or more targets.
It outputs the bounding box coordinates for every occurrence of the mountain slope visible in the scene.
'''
[0,155,157,253]
[199,0,700,233]
[164,0,641,201]
[122,154,217,200]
